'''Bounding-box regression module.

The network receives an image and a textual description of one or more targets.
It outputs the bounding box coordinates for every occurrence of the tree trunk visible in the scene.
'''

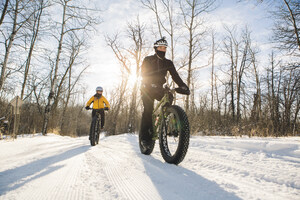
[0,0,9,26]
[42,1,67,135]
[230,64,235,120]
[21,1,44,99]
[0,1,19,91]
[283,0,300,51]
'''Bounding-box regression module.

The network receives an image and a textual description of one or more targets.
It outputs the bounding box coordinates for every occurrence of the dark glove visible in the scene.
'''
[104,107,109,111]
[176,85,190,95]
[85,106,90,110]
[181,85,189,90]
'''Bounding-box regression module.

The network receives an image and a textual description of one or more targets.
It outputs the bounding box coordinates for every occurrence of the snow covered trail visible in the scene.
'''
[0,134,299,200]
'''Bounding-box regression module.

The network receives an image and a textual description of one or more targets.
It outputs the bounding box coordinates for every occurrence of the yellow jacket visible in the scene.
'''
[86,95,110,109]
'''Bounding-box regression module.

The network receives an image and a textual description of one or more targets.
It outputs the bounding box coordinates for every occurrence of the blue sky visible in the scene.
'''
[84,0,274,98]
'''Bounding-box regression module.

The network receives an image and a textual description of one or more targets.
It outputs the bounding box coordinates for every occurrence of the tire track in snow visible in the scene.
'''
[42,144,88,200]
[82,150,119,199]
[39,145,87,200]
[195,146,300,189]
[185,144,300,200]
[0,142,88,200]
[89,141,161,200]
[105,138,240,200]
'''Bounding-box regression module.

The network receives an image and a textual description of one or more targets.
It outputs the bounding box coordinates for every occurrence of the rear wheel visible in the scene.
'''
[159,105,190,165]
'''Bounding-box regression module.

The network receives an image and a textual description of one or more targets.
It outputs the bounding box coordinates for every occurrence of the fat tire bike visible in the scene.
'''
[139,86,190,165]
[88,108,107,146]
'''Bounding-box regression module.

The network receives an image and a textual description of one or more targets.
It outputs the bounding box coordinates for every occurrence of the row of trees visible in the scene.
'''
[103,0,299,137]
[0,0,298,138]
[0,0,100,137]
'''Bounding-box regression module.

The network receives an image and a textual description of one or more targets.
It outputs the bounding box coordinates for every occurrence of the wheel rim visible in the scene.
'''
[162,111,181,156]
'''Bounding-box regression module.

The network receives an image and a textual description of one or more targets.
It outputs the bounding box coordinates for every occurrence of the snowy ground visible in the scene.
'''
[0,134,299,200]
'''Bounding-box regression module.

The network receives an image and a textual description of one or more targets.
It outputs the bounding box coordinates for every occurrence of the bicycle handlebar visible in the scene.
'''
[175,87,190,95]
[164,85,190,95]
[86,107,109,111]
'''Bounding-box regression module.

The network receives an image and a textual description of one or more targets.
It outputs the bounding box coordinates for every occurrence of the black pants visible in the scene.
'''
[92,109,105,129]
[140,85,172,141]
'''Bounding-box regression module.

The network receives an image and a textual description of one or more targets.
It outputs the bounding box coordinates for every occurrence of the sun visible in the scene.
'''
[128,72,142,88]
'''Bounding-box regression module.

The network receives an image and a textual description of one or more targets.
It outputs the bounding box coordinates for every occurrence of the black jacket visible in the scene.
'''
[141,54,186,87]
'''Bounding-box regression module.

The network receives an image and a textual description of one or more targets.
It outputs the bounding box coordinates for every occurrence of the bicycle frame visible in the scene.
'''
[140,86,190,164]
[152,88,175,139]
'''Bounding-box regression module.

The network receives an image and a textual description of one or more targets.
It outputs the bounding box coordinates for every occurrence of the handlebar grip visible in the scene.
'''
[85,106,91,110]
[175,87,190,95]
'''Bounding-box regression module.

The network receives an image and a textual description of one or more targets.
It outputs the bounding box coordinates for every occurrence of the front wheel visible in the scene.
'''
[90,116,100,146]
[159,105,190,165]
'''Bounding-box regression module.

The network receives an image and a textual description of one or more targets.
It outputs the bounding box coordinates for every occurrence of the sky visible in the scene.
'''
[84,0,274,99]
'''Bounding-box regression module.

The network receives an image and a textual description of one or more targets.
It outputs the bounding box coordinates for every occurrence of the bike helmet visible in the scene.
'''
[96,86,103,92]
[154,36,168,48]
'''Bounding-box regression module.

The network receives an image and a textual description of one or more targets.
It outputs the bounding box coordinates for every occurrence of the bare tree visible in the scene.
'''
[60,44,89,133]
[281,64,299,135]
[0,0,34,91]
[179,0,216,111]
[293,88,300,134]
[20,0,49,100]
[140,0,163,37]
[126,17,147,132]
[140,0,179,61]
[266,52,282,135]
[105,16,148,133]
[0,0,9,26]
[223,26,252,123]
[244,0,300,54]
[210,30,216,112]
[42,0,99,135]
[273,0,300,54]
[249,45,261,121]
[105,33,130,135]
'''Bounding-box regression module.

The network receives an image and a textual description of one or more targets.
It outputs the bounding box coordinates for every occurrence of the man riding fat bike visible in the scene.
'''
[140,37,190,149]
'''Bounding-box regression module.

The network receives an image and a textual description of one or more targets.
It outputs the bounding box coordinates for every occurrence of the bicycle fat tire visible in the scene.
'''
[159,105,190,165]
[96,119,100,144]
[90,116,98,146]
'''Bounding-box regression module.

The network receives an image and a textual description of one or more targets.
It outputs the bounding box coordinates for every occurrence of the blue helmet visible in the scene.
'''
[96,86,103,92]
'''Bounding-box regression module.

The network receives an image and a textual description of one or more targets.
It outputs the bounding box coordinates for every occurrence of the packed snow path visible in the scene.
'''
[0,134,299,200]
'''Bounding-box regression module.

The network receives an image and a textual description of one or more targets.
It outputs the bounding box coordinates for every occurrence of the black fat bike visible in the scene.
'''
[88,108,107,146]
[139,86,190,165]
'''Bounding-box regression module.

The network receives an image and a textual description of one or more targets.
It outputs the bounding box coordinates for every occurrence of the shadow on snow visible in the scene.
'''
[127,135,241,200]
[0,144,90,195]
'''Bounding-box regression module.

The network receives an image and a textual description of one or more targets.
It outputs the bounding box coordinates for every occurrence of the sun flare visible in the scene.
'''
[127,72,142,88]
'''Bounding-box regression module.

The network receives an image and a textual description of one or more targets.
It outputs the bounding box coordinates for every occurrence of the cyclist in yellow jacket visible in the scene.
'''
[85,86,110,129]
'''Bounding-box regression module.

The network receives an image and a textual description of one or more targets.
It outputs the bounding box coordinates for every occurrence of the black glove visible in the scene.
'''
[176,85,190,95]
[181,85,189,90]
[104,107,109,111]
[85,106,90,110]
